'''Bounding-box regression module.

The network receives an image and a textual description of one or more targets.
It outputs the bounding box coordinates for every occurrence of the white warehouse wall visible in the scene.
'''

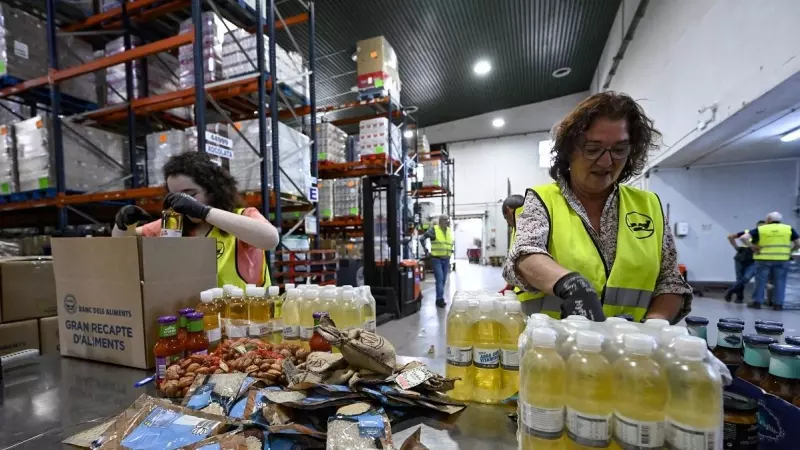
[594,0,800,168]
[647,161,799,283]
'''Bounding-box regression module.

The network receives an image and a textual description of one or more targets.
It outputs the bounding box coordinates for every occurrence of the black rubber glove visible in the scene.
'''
[115,205,152,230]
[163,192,211,220]
[553,272,606,321]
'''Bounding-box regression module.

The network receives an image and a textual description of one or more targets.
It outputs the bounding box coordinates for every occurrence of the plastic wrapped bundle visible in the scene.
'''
[106,37,179,105]
[0,5,48,82]
[178,12,225,89]
[422,159,443,187]
[416,134,430,155]
[333,179,360,218]
[319,179,334,220]
[58,33,97,103]
[0,124,13,194]
[145,130,186,187]
[358,117,400,160]
[316,123,347,163]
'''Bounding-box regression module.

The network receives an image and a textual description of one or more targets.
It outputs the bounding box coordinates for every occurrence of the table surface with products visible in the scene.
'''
[0,354,518,449]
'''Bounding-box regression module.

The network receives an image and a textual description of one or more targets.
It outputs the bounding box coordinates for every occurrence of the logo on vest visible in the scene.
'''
[216,241,225,259]
[625,212,654,239]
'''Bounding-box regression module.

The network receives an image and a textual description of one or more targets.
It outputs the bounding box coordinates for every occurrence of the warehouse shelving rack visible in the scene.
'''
[409,147,455,261]
[0,0,320,244]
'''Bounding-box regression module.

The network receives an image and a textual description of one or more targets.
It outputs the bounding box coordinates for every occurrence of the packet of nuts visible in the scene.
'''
[316,327,397,376]
[190,428,266,449]
[182,373,256,416]
[326,403,394,450]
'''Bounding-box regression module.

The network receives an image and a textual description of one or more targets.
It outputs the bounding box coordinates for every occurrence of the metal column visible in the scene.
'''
[45,0,67,229]
[256,0,269,220]
[121,1,138,187]
[269,0,281,234]
[308,1,319,249]
[401,112,409,259]
[193,0,206,153]
[362,177,375,285]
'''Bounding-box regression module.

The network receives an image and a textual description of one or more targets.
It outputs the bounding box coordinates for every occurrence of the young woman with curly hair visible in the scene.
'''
[112,152,279,288]
[503,91,692,324]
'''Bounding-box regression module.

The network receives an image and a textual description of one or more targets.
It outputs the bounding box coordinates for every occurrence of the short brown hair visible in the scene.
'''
[549,91,661,183]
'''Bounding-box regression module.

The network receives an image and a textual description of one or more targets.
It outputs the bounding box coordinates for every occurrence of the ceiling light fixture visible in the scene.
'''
[780,127,800,142]
[552,67,572,78]
[404,129,414,139]
[492,117,505,128]
[473,60,492,76]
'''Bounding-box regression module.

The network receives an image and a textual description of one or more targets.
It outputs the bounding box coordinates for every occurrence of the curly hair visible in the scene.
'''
[549,91,661,184]
[162,152,242,212]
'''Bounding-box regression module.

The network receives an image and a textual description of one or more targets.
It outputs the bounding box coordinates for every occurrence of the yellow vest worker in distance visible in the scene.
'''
[111,152,279,288]
[503,92,692,323]
[420,215,454,308]
[738,211,800,310]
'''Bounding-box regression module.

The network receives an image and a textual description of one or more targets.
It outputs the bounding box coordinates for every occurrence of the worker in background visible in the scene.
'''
[420,215,454,308]
[739,211,800,310]
[504,91,692,322]
[724,220,765,303]
[500,194,528,295]
[111,152,280,288]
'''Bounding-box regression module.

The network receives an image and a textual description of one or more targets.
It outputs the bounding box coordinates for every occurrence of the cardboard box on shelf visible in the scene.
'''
[356,36,401,94]
[0,319,39,356]
[39,316,59,355]
[51,237,217,369]
[0,257,57,323]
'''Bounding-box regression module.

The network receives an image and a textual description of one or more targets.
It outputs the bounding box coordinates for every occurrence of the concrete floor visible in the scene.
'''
[378,260,800,358]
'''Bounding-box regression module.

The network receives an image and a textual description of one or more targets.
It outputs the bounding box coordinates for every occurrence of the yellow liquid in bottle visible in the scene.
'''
[248,289,272,339]
[196,291,223,349]
[520,333,566,450]
[566,339,613,449]
[281,289,302,344]
[665,355,722,449]
[445,304,473,401]
[610,338,668,450]
[299,288,320,350]
[269,289,283,343]
[500,304,526,399]
[225,290,249,339]
[471,304,502,404]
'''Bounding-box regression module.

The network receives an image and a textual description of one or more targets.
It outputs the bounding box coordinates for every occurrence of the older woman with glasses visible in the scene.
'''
[503,92,692,323]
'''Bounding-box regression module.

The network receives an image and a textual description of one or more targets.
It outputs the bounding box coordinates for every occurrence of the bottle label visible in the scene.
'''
[723,419,757,450]
[446,346,473,367]
[500,349,520,371]
[364,319,377,333]
[520,401,564,440]
[666,420,718,450]
[472,348,500,369]
[687,326,707,342]
[249,323,270,337]
[613,412,665,449]
[300,326,315,341]
[768,356,795,379]
[160,229,182,238]
[226,324,248,338]
[189,349,208,356]
[206,328,221,343]
[283,325,300,340]
[155,356,168,381]
[566,407,611,447]
[717,330,742,349]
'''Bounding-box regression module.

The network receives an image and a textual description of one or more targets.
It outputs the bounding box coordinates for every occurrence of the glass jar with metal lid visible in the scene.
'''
[685,316,709,343]
[755,323,784,343]
[723,391,759,450]
[713,321,744,366]
[737,334,776,386]
[760,343,800,402]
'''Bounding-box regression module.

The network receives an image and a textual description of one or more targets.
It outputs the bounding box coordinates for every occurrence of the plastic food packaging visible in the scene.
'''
[326,403,394,450]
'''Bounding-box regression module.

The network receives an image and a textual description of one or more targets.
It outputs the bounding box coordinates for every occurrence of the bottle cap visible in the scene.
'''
[659,326,688,347]
[246,284,256,288]
[256,287,267,297]
[755,323,784,334]
[644,318,670,329]
[504,300,522,313]
[624,333,657,355]
[322,289,337,300]
[245,286,261,297]
[565,315,589,322]
[785,336,800,346]
[529,313,552,322]
[186,311,204,321]
[673,336,707,359]
[478,298,495,312]
[531,327,558,347]
[755,320,783,327]
[268,286,280,296]
[363,286,372,293]
[768,343,800,357]
[230,287,244,297]
[611,323,639,337]
[605,317,627,324]
[616,314,635,322]
[211,288,223,298]
[342,285,353,289]
[717,322,744,332]
[684,316,709,326]
[200,290,213,303]
[576,330,604,352]
[222,284,235,294]
[312,311,330,319]
[719,317,745,325]
[503,291,518,301]
[158,315,178,324]
[179,308,195,316]
[569,321,592,331]
[743,334,776,347]
[285,283,296,290]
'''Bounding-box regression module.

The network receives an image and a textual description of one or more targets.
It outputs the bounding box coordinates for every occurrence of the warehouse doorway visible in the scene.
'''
[453,217,483,262]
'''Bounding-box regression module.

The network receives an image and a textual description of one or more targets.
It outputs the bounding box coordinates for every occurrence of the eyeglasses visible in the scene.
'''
[580,143,632,160]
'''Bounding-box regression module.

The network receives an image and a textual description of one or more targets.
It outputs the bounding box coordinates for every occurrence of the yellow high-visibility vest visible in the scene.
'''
[431,225,454,257]
[526,183,664,321]
[209,208,271,288]
[753,223,792,261]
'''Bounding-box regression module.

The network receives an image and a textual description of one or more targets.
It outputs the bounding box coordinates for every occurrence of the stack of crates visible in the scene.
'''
[316,123,347,163]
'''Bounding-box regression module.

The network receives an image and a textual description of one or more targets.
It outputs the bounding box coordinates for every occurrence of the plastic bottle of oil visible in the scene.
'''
[220,284,235,336]
[281,288,302,344]
[602,322,639,364]
[359,286,377,332]
[611,333,667,449]
[565,330,613,449]
[665,336,722,450]
[642,318,670,339]
[557,320,592,360]
[247,286,271,339]
[267,286,282,343]
[445,300,474,402]
[225,287,248,339]
[653,325,689,366]
[299,286,320,348]
[500,300,526,399]
[196,289,222,349]
[520,327,566,450]
[339,287,362,330]
[471,298,502,404]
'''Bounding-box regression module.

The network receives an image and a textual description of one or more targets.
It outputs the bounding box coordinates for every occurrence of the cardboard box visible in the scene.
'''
[51,237,217,369]
[39,316,59,355]
[0,257,57,322]
[0,319,39,356]
[356,36,400,93]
